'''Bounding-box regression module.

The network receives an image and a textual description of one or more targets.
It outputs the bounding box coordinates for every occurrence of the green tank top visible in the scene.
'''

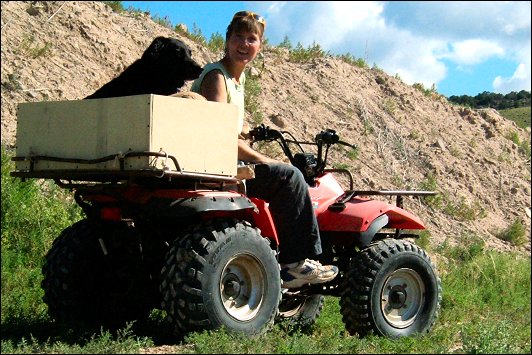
[191,62,245,134]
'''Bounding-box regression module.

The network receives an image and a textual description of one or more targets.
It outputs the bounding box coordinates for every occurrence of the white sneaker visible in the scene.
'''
[280,259,338,289]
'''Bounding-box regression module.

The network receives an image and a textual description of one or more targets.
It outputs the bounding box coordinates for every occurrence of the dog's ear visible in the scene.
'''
[141,36,169,62]
[166,38,188,59]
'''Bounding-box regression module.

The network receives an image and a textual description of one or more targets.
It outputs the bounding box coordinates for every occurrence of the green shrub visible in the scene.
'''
[102,1,124,13]
[278,35,292,50]
[443,196,486,222]
[337,53,367,68]
[1,146,83,322]
[152,14,172,29]
[505,129,532,159]
[188,23,207,46]
[244,74,263,125]
[418,172,442,209]
[207,32,225,53]
[19,34,52,59]
[416,230,431,250]
[496,218,527,246]
[346,147,358,160]
[289,41,329,63]
[437,233,485,262]
[518,138,531,159]
[413,82,437,96]
[174,23,207,46]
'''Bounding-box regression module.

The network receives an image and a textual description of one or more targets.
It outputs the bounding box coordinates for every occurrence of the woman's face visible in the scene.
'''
[226,30,261,65]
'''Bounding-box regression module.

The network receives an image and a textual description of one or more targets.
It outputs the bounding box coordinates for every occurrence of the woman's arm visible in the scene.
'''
[199,70,228,102]
[200,70,277,164]
[238,139,276,163]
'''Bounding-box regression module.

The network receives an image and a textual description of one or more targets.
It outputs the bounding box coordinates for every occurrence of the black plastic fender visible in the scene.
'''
[359,214,389,248]
[140,195,256,218]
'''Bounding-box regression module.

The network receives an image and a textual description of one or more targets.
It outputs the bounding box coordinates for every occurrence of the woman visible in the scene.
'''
[191,11,337,289]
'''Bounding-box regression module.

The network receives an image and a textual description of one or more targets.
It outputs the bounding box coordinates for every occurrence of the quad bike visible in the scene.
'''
[11,124,442,339]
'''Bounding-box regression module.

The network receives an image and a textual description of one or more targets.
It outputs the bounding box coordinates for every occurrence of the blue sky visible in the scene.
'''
[122,1,531,98]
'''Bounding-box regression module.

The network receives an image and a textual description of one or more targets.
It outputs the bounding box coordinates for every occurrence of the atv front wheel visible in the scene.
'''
[340,239,442,337]
[160,218,281,337]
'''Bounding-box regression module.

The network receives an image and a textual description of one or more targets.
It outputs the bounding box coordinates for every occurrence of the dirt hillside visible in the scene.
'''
[1,1,530,256]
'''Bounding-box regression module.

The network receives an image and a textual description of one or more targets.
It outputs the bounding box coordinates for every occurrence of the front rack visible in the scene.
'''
[329,189,438,211]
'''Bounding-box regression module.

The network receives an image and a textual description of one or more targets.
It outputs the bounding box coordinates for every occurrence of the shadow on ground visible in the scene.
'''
[1,314,184,348]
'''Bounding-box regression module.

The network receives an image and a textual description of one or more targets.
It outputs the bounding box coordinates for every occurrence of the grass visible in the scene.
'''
[504,128,531,160]
[495,218,527,246]
[498,106,531,129]
[244,74,264,125]
[19,34,52,59]
[1,145,530,353]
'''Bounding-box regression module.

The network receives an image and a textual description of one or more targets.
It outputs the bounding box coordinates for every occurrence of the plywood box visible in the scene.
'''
[15,94,239,176]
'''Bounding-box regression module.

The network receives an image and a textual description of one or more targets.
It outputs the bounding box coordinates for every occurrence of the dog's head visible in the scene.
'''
[142,36,203,92]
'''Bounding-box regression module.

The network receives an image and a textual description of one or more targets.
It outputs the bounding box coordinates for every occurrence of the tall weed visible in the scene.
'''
[1,146,82,322]
[436,242,531,352]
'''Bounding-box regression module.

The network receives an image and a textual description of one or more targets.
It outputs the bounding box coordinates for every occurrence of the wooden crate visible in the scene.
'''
[15,94,239,176]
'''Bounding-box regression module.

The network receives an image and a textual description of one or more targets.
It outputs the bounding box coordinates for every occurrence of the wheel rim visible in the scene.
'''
[380,268,425,328]
[220,253,266,321]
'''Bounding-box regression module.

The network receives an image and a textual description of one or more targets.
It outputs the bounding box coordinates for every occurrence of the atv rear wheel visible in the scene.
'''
[340,239,442,337]
[160,218,281,337]
[41,219,155,328]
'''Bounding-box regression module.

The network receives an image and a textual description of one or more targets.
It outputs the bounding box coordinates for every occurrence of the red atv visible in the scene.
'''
[12,125,441,339]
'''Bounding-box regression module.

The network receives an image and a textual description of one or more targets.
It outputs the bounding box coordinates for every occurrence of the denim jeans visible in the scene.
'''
[245,163,322,264]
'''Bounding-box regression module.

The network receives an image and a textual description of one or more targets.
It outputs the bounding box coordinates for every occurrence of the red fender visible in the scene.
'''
[317,197,426,232]
[249,197,280,246]
[308,173,426,232]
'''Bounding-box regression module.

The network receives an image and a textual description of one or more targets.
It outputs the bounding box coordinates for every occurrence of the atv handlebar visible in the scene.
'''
[249,124,357,186]
[249,125,356,150]
[315,129,357,150]
[248,124,284,142]
[315,129,339,145]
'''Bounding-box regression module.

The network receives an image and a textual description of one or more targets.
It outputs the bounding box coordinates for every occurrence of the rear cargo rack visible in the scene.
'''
[12,150,183,172]
[11,151,239,186]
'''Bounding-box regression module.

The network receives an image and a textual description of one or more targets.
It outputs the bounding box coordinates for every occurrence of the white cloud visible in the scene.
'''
[248,1,531,95]
[378,39,448,89]
[493,45,532,94]
[381,1,531,43]
[252,1,386,49]
[444,39,505,67]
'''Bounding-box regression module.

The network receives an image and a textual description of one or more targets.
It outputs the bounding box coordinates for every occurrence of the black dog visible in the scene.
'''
[85,36,203,99]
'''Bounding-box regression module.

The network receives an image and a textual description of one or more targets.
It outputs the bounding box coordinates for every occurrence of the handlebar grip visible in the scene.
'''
[249,124,266,140]
[339,140,357,150]
[249,124,282,141]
